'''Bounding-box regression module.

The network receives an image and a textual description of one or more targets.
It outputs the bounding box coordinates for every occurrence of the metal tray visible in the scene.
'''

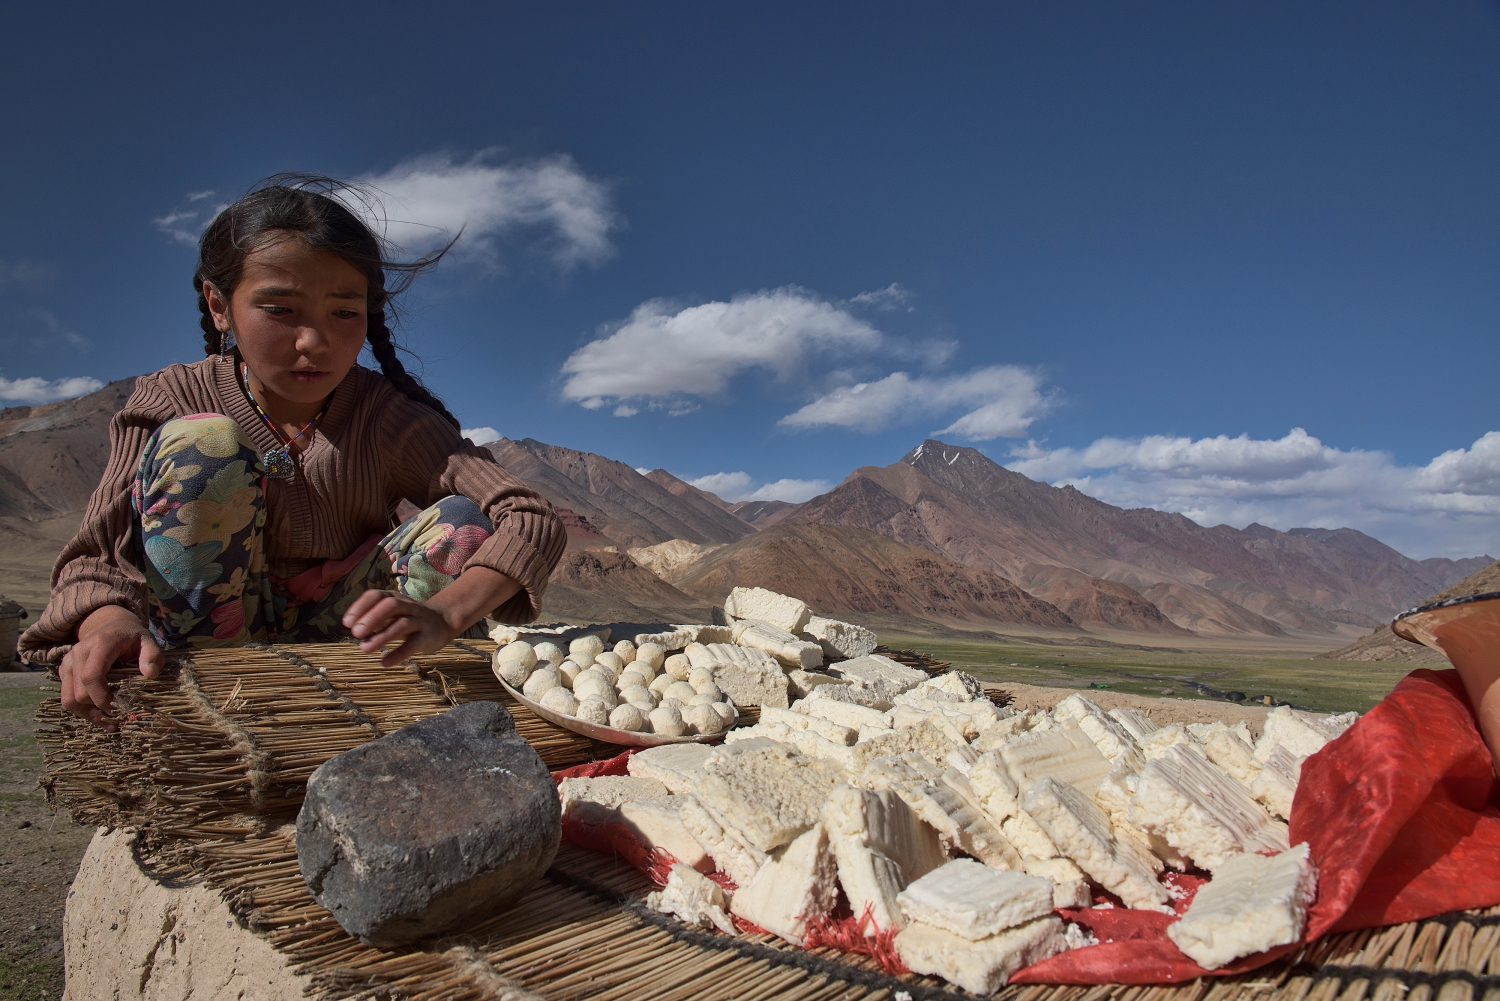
[496,675,738,747]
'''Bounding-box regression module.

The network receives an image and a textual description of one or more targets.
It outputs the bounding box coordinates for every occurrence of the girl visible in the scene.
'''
[21,177,566,727]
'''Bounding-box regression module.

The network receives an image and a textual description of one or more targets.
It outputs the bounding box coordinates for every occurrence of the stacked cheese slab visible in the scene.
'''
[541,603,1349,989]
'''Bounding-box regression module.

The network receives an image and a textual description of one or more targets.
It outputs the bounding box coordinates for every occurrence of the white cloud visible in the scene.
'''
[634,467,652,476]
[461,426,502,446]
[1007,428,1500,560]
[686,471,831,504]
[849,283,912,310]
[780,365,1049,439]
[360,151,617,269]
[152,209,202,246]
[0,259,49,287]
[28,309,91,351]
[186,190,215,202]
[613,404,638,417]
[0,373,103,405]
[560,287,882,408]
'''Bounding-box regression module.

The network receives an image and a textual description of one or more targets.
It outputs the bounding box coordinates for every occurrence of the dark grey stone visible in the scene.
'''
[295,700,560,947]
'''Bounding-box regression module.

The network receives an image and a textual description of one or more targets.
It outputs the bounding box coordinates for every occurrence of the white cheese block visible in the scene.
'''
[828,654,928,703]
[1129,744,1290,870]
[930,769,1025,870]
[1187,722,1226,743]
[895,671,986,705]
[972,713,1034,753]
[898,858,1054,940]
[1000,720,1113,798]
[1203,728,1260,788]
[1002,811,1061,861]
[967,750,1022,825]
[1255,707,1355,764]
[1021,855,1085,884]
[677,793,767,888]
[1053,879,1092,909]
[1140,724,1198,761]
[1108,708,1159,741]
[786,669,849,701]
[1167,843,1318,970]
[620,797,714,871]
[888,700,1002,740]
[1055,693,1145,770]
[627,742,716,794]
[728,823,838,945]
[732,619,824,670]
[802,615,878,661]
[822,784,946,932]
[682,642,717,669]
[796,695,890,733]
[646,862,735,934]
[1251,745,1302,821]
[797,682,890,711]
[676,623,734,645]
[1094,760,1176,872]
[723,587,813,634]
[634,627,696,651]
[709,656,790,709]
[558,776,670,823]
[895,916,1068,995]
[1023,776,1172,912]
[762,705,858,745]
[695,743,843,851]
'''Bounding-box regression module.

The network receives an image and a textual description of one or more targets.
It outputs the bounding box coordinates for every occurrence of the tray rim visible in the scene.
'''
[495,674,737,747]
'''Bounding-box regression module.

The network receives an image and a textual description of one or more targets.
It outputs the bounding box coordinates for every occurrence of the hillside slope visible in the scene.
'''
[668,523,1076,630]
[1320,558,1500,663]
[0,378,137,519]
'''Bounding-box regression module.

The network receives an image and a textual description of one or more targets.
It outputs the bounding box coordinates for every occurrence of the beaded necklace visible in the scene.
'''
[239,363,329,479]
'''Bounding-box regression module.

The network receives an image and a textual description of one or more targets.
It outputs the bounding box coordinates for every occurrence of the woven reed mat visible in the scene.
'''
[33,641,1500,1001]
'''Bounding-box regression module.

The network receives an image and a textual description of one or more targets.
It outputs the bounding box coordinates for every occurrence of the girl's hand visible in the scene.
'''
[342,590,461,666]
[61,605,165,728]
[342,567,521,667]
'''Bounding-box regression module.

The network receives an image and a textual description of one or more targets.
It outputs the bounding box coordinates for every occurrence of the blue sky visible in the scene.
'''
[1,3,1496,559]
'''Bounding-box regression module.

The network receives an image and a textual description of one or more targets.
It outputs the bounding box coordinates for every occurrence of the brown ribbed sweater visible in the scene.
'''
[20,356,566,663]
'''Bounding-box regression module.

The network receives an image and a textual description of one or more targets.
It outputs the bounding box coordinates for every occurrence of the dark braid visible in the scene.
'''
[192,174,459,428]
[365,305,461,430]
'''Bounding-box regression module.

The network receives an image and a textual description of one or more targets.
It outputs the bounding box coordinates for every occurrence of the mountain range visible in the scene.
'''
[1,379,1492,646]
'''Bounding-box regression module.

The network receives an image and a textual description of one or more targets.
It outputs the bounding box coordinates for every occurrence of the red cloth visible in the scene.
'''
[1014,668,1500,984]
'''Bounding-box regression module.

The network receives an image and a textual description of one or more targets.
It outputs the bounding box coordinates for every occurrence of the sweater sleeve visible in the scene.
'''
[380,396,566,623]
[19,377,173,664]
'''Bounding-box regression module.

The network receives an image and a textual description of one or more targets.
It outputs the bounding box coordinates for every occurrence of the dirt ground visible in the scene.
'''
[0,672,93,1001]
[990,681,1275,736]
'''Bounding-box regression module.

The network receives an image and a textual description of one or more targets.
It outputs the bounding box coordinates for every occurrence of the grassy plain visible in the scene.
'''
[880,630,1414,714]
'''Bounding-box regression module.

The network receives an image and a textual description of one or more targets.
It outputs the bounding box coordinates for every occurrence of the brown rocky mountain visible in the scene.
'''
[762,439,1491,636]
[1015,564,1190,636]
[1320,558,1500,663]
[484,438,756,549]
[729,499,793,525]
[542,549,712,623]
[666,523,1076,631]
[0,377,137,519]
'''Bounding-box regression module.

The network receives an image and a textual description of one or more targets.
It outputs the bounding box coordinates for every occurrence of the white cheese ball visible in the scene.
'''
[619,684,657,708]
[618,667,652,690]
[610,703,649,732]
[687,666,714,689]
[595,651,624,676]
[693,680,724,701]
[496,641,538,670]
[629,701,657,715]
[570,634,606,660]
[533,641,566,665]
[557,661,585,687]
[493,655,534,689]
[665,681,698,704]
[613,640,637,664]
[522,667,562,701]
[539,687,578,715]
[573,673,617,704]
[649,704,686,737]
[688,692,720,706]
[664,654,692,681]
[682,702,724,735]
[634,642,666,671]
[660,697,685,711]
[574,697,611,726]
[569,649,596,670]
[648,674,676,696]
[707,701,736,724]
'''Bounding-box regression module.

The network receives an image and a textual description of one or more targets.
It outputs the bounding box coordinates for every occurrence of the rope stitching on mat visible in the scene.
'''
[246,642,384,738]
[175,661,277,812]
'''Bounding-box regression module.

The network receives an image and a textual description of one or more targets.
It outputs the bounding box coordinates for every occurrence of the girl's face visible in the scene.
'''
[205,236,369,408]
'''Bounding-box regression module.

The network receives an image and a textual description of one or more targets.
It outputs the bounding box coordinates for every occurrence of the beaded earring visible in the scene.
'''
[219,328,236,361]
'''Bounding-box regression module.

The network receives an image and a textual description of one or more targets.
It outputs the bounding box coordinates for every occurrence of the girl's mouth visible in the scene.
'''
[291,370,328,383]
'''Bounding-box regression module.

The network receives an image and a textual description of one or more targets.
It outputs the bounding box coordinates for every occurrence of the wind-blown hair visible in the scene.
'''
[194,174,459,429]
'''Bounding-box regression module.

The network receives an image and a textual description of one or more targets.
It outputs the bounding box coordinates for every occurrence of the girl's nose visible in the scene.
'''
[294,324,330,354]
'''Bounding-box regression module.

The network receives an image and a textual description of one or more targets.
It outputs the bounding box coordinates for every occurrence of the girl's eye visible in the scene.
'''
[336,309,361,319]
[260,305,291,316]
